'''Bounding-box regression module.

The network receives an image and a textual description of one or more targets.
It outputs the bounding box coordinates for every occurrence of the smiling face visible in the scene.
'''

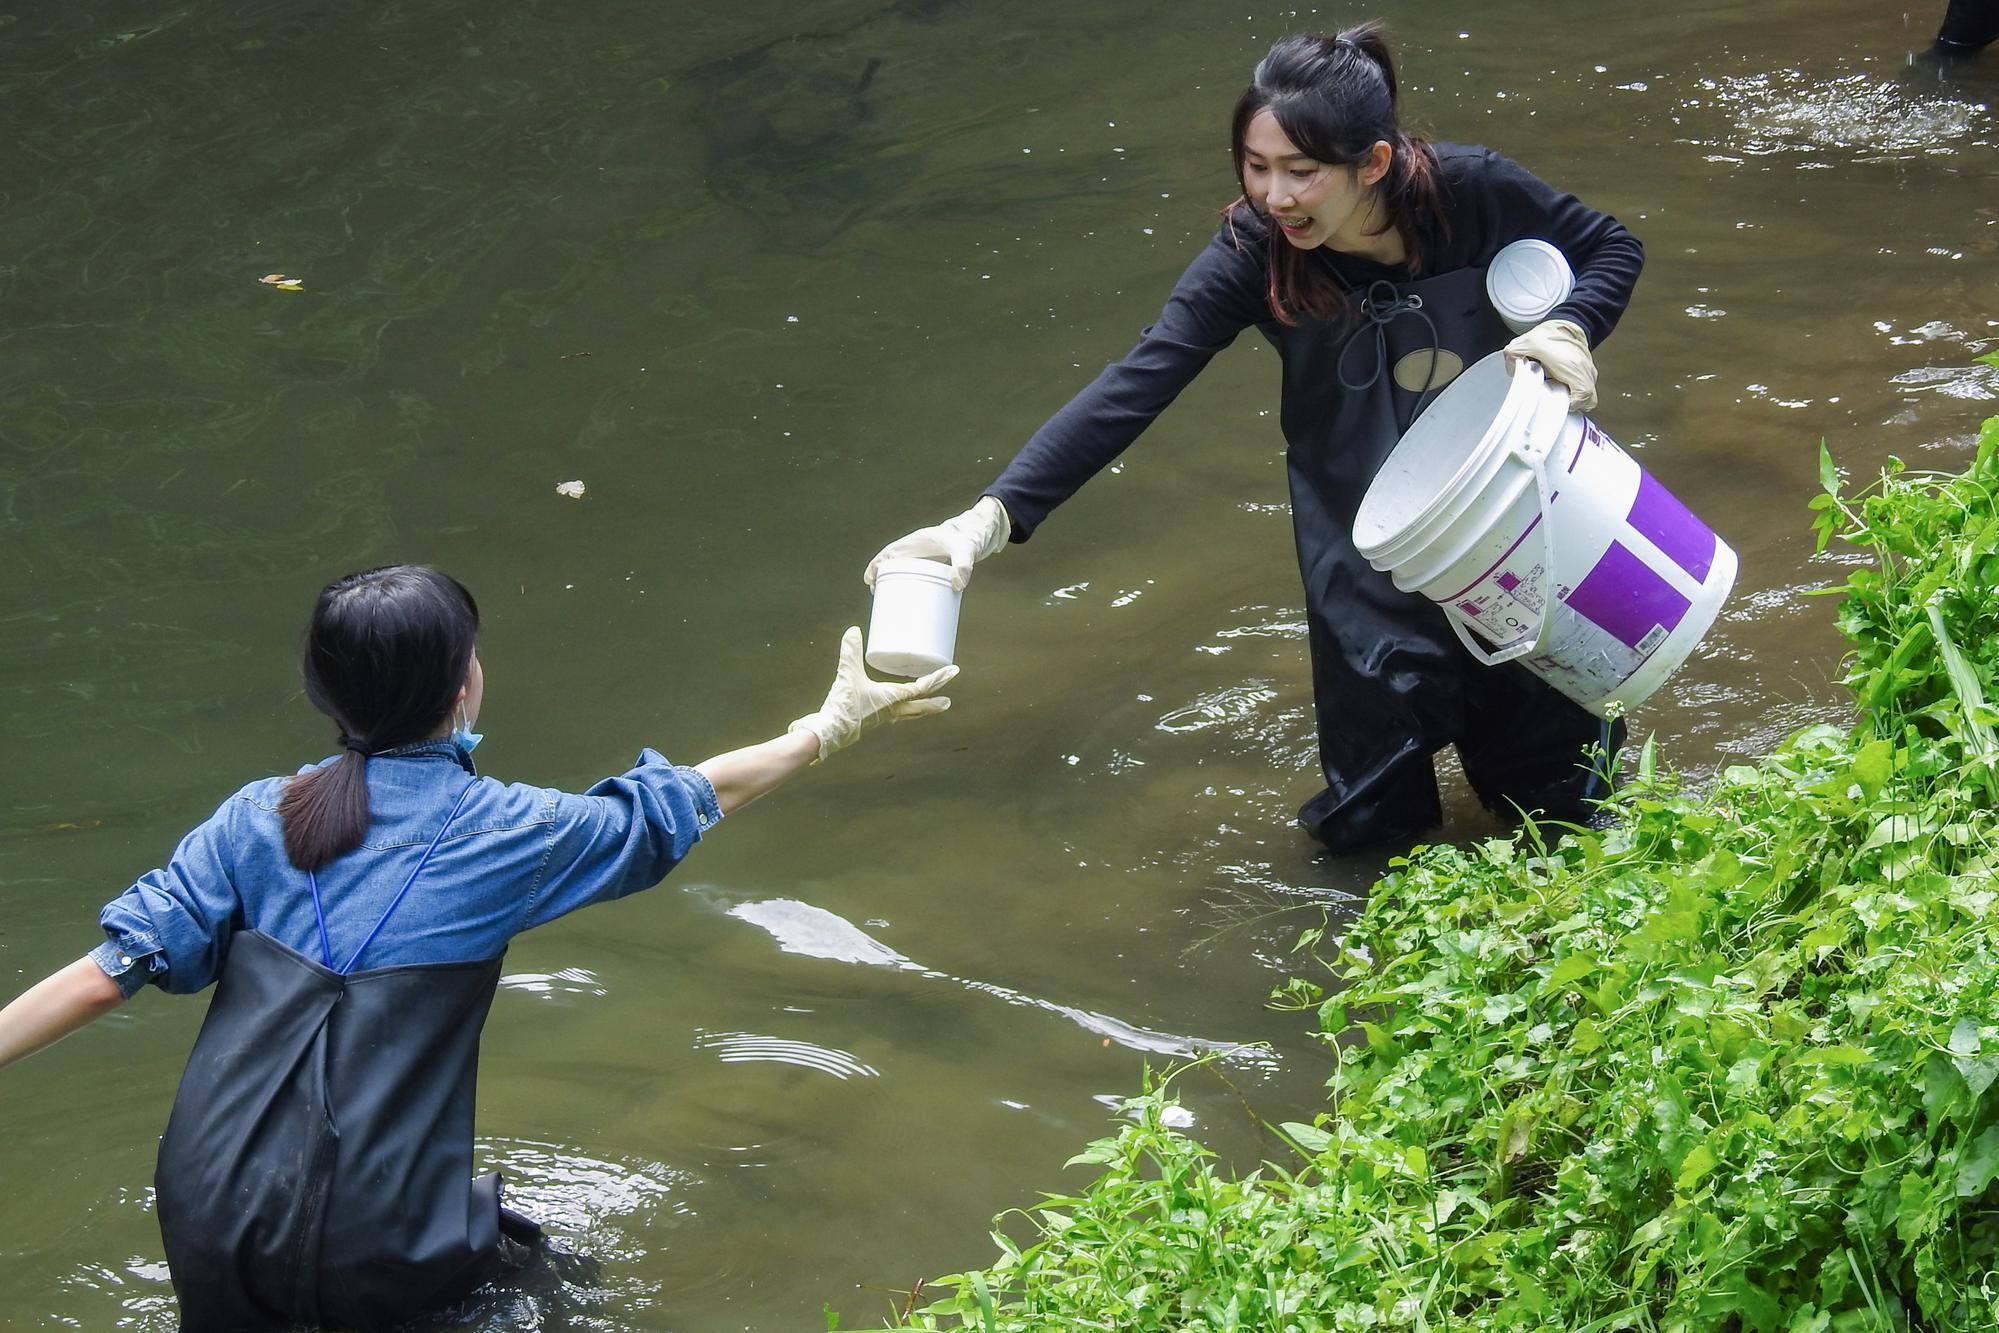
[1240,109,1396,259]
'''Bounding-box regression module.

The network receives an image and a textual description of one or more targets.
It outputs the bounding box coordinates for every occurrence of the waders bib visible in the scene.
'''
[1280,264,1618,850]
[155,781,536,1331]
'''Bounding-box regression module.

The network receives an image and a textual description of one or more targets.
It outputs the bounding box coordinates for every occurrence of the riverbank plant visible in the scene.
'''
[881,394,1999,1331]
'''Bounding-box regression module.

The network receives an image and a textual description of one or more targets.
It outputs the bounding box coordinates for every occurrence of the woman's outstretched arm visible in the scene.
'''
[697,625,958,816]
[0,956,127,1070]
[694,728,822,816]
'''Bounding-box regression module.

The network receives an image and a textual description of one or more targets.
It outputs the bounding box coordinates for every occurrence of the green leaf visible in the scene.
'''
[1676,1143,1719,1191]
[1928,602,1999,760]
[1925,1051,1970,1125]
[1508,1261,1550,1315]
[1956,1055,1999,1100]
[1794,1045,1873,1067]
[1897,1171,1939,1243]
[1064,1139,1120,1169]
[1861,813,1934,851]
[969,1272,996,1333]
[1541,952,1599,994]
[1278,1121,1332,1156]
[1850,738,1894,797]
[1960,1125,1999,1198]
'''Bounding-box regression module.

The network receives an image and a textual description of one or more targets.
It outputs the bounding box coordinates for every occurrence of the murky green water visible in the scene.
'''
[1,0,1994,1328]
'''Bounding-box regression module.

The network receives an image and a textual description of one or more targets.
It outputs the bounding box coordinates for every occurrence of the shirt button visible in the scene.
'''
[118,955,132,967]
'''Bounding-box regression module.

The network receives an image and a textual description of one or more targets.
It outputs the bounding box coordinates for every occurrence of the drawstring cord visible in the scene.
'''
[1333,277,1450,422]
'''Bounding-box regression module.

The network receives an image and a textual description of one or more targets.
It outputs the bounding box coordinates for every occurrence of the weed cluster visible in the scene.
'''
[883,393,1999,1332]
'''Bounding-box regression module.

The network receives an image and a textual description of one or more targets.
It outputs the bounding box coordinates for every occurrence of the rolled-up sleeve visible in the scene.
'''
[523,750,721,930]
[96,800,245,995]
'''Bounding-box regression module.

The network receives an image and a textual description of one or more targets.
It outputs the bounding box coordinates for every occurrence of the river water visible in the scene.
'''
[0,1,1993,1328]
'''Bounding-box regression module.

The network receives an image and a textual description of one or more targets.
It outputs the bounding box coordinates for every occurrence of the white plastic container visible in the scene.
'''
[1486,238,1575,334]
[865,558,961,677]
[1352,352,1736,718]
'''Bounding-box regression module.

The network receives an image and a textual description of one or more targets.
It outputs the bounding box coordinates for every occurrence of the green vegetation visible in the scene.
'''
[882,392,1999,1331]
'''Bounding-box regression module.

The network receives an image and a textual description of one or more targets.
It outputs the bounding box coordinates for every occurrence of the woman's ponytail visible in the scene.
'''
[279,744,374,872]
[278,567,480,872]
[1338,23,1398,103]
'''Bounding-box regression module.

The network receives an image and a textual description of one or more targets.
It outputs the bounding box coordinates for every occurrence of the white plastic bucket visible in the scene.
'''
[1352,351,1736,718]
[865,558,961,677]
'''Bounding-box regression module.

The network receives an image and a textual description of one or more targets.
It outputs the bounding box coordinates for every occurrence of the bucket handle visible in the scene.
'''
[1444,360,1565,668]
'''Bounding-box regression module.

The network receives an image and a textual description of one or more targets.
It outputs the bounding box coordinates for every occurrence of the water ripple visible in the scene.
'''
[499,966,610,999]
[696,1031,880,1080]
[475,1138,692,1245]
[1891,361,1999,403]
[1689,69,1990,160]
[1155,682,1280,734]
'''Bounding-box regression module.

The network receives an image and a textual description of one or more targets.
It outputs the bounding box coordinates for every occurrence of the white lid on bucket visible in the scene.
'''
[1486,239,1574,334]
[871,557,958,586]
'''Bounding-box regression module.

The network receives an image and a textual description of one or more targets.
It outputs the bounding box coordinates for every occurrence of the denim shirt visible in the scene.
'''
[90,740,722,997]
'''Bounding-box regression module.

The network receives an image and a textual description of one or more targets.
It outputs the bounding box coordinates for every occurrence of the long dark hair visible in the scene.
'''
[1225,24,1446,325]
[278,565,481,871]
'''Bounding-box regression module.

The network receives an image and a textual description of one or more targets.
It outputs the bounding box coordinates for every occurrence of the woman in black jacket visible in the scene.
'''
[867,24,1643,851]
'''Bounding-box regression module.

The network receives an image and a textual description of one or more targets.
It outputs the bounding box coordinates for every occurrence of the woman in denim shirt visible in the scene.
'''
[0,564,955,1331]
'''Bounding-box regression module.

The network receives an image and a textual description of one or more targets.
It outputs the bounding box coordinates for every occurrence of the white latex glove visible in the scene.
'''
[1503,319,1597,413]
[787,626,959,762]
[863,495,1011,592]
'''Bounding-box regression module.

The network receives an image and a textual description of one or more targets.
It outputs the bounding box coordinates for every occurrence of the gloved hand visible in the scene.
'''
[1504,319,1597,413]
[787,627,959,762]
[864,495,1011,592]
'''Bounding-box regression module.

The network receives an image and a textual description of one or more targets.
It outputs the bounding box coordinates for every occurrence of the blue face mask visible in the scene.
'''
[452,705,484,754]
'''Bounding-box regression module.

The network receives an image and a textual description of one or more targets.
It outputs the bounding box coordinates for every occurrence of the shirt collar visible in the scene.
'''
[371,737,478,775]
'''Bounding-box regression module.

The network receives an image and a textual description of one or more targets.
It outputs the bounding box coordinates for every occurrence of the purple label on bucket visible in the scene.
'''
[1628,471,1715,582]
[1497,571,1521,593]
[1564,541,1690,652]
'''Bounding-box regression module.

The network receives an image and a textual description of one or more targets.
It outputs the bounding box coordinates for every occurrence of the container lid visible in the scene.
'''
[1486,239,1574,324]
[872,557,959,586]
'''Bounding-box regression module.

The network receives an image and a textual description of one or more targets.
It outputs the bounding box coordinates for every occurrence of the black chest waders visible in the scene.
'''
[1277,263,1620,850]
[155,780,542,1331]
